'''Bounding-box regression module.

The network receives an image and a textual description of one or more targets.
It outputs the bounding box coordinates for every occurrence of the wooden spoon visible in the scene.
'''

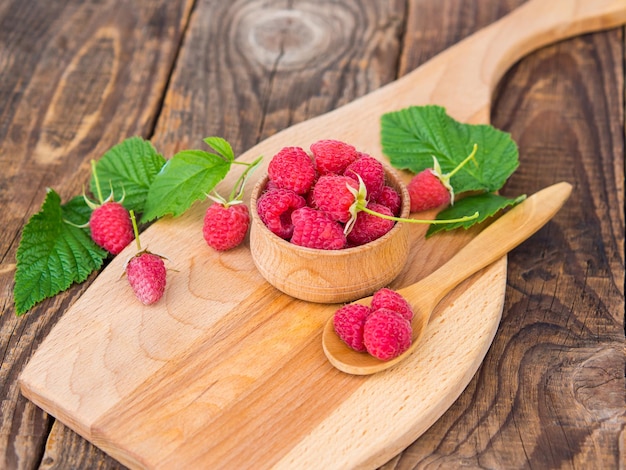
[323,181,572,375]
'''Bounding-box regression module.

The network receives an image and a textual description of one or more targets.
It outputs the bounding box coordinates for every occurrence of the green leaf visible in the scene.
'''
[141,149,232,221]
[13,189,107,315]
[381,105,519,193]
[426,192,526,237]
[203,136,235,162]
[62,195,92,228]
[90,136,166,213]
[61,195,93,238]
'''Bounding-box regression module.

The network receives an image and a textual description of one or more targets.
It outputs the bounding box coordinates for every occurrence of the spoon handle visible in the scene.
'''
[404,182,572,309]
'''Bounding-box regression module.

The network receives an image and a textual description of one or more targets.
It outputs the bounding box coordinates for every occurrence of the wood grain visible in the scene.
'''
[383,6,625,469]
[3,1,408,468]
[0,0,193,468]
[1,0,624,469]
[151,0,406,156]
[16,1,626,468]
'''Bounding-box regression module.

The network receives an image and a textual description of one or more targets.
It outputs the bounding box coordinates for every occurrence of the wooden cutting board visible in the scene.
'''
[19,1,626,468]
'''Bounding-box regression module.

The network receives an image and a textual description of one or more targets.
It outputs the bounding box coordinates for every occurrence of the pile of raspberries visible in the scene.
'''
[333,287,413,361]
[256,139,402,249]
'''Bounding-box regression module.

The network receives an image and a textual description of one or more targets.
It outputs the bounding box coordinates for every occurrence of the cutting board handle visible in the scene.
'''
[481,0,626,87]
[395,0,626,124]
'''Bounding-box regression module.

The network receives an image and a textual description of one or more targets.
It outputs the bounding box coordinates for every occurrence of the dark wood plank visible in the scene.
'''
[151,0,406,157]
[0,0,193,468]
[384,3,625,468]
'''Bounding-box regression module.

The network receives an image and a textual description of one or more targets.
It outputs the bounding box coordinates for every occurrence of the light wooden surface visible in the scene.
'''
[2,0,624,469]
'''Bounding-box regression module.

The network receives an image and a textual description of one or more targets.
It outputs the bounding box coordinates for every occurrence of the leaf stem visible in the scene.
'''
[228,156,263,202]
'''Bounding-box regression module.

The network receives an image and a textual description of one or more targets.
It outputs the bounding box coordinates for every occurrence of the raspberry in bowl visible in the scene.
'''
[249,141,411,304]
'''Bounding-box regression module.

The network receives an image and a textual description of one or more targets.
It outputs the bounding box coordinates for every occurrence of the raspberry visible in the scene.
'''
[407,169,451,212]
[332,303,372,352]
[126,251,167,305]
[290,207,346,250]
[346,203,395,246]
[89,201,134,255]
[310,139,359,175]
[265,180,280,191]
[257,188,306,239]
[371,288,414,321]
[268,146,316,195]
[363,308,412,361]
[304,188,317,209]
[374,185,402,216]
[203,203,250,251]
[343,154,385,199]
[311,174,358,223]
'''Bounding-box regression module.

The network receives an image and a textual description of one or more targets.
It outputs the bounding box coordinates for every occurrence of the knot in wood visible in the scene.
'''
[237,5,349,71]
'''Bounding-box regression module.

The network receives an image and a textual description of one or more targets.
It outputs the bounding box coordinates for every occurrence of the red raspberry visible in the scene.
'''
[290,207,346,250]
[371,288,414,321]
[89,201,134,255]
[363,308,412,361]
[126,252,167,305]
[332,303,372,352]
[203,203,250,251]
[268,146,316,195]
[374,185,402,216]
[304,188,317,209]
[310,139,359,175]
[343,154,385,199]
[407,169,451,212]
[257,188,306,239]
[346,203,395,246]
[265,180,280,191]
[311,174,358,223]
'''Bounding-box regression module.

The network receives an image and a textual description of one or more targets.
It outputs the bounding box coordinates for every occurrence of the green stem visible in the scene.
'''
[130,210,142,252]
[345,174,479,236]
[359,204,479,225]
[228,156,263,202]
[91,160,104,204]
[431,143,479,206]
[445,143,478,181]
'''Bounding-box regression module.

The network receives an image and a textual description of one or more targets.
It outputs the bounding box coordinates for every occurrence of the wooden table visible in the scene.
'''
[1,0,624,468]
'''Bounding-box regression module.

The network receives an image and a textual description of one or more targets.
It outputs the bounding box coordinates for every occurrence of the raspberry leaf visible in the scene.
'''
[381,105,518,193]
[13,189,107,315]
[426,193,526,237]
[142,149,231,221]
[203,136,235,162]
[89,137,166,213]
[62,195,93,232]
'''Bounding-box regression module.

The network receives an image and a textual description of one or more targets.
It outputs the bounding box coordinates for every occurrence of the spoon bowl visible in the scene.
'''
[323,181,573,375]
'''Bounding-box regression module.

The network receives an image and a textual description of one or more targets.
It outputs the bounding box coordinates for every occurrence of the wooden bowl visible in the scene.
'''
[249,164,411,304]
